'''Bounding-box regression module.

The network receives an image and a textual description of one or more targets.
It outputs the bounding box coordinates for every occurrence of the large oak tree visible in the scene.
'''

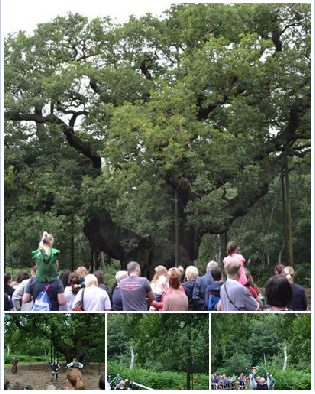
[4,4,310,274]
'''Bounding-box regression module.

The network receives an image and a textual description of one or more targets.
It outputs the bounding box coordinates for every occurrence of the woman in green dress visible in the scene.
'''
[32,231,60,283]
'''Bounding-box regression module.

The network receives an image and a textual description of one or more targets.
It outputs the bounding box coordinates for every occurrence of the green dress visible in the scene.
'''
[32,248,60,283]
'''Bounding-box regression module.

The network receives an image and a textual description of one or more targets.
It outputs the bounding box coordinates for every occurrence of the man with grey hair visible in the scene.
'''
[72,274,111,311]
[219,261,258,311]
[192,260,218,310]
[120,261,155,311]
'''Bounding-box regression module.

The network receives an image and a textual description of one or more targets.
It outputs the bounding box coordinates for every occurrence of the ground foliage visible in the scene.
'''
[107,361,209,390]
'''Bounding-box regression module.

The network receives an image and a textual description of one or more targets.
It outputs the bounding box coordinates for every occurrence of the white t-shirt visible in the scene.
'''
[64,286,77,311]
[151,275,168,294]
[72,285,111,311]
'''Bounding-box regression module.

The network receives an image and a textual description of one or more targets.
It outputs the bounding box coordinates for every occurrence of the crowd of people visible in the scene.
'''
[4,234,308,312]
[107,374,135,390]
[211,374,248,390]
[212,368,276,390]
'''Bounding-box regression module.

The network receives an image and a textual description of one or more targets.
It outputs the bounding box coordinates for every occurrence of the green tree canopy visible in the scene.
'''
[107,313,209,390]
[4,313,105,364]
[4,3,311,274]
[211,314,311,375]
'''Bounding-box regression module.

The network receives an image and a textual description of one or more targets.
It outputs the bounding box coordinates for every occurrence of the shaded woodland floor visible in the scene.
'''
[4,362,105,390]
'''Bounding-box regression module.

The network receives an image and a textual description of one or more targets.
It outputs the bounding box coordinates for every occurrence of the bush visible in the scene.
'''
[108,361,208,390]
[268,369,311,390]
[4,354,47,364]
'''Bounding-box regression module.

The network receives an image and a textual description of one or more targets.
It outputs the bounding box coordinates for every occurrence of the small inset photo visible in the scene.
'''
[107,313,209,390]
[211,313,311,390]
[4,313,105,390]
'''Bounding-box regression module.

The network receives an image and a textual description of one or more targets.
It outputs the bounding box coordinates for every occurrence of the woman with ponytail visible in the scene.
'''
[283,266,308,311]
[66,368,85,390]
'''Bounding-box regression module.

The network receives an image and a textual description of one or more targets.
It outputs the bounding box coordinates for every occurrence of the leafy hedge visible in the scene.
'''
[4,354,47,364]
[268,369,311,390]
[108,361,209,390]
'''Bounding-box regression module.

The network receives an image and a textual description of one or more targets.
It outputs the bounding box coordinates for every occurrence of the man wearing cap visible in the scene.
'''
[219,261,259,311]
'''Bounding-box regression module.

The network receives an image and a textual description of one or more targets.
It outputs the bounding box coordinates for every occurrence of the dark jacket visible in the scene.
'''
[182,280,199,311]
[287,283,308,311]
[192,271,214,310]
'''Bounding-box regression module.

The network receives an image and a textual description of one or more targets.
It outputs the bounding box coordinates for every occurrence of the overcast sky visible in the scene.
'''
[2,0,309,37]
[1,0,182,37]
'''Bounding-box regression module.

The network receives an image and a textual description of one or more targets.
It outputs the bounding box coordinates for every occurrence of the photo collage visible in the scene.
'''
[2,1,312,391]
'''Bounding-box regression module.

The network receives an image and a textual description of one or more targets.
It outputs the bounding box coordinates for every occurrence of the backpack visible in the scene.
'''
[192,277,203,310]
[184,281,199,311]
[73,288,85,311]
[32,282,53,311]
[208,289,221,311]
[258,289,267,310]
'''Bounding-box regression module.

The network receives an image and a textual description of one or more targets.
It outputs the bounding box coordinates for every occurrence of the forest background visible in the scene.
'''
[211,314,311,390]
[107,313,209,390]
[4,313,105,367]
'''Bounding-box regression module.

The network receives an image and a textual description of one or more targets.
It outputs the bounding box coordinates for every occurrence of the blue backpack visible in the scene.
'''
[32,282,54,311]
[208,289,220,311]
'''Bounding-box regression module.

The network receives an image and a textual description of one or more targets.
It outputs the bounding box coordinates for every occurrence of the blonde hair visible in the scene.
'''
[39,231,54,248]
[115,270,128,283]
[85,274,98,287]
[46,384,56,390]
[152,265,168,283]
[185,266,198,281]
[178,266,185,275]
[283,266,295,284]
[76,266,88,277]
[67,368,85,390]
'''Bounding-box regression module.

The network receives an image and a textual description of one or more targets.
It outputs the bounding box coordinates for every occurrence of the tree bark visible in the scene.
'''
[186,326,192,390]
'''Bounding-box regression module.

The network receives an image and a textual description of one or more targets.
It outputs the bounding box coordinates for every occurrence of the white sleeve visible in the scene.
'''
[104,293,112,310]
[12,283,25,311]
[72,290,82,310]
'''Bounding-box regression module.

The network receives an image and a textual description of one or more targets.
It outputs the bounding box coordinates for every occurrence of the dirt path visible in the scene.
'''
[4,363,105,390]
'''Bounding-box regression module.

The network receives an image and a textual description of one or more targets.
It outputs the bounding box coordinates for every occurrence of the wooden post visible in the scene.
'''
[282,159,294,267]
[284,160,294,266]
[186,325,191,390]
[175,188,180,267]
[71,215,75,272]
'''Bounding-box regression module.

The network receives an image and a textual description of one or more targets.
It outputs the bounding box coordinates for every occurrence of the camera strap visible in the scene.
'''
[224,283,241,311]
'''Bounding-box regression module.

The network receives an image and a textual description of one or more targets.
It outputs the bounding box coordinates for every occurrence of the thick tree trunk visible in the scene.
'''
[84,156,286,275]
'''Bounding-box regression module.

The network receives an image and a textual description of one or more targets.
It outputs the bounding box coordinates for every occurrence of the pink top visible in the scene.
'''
[223,253,247,285]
